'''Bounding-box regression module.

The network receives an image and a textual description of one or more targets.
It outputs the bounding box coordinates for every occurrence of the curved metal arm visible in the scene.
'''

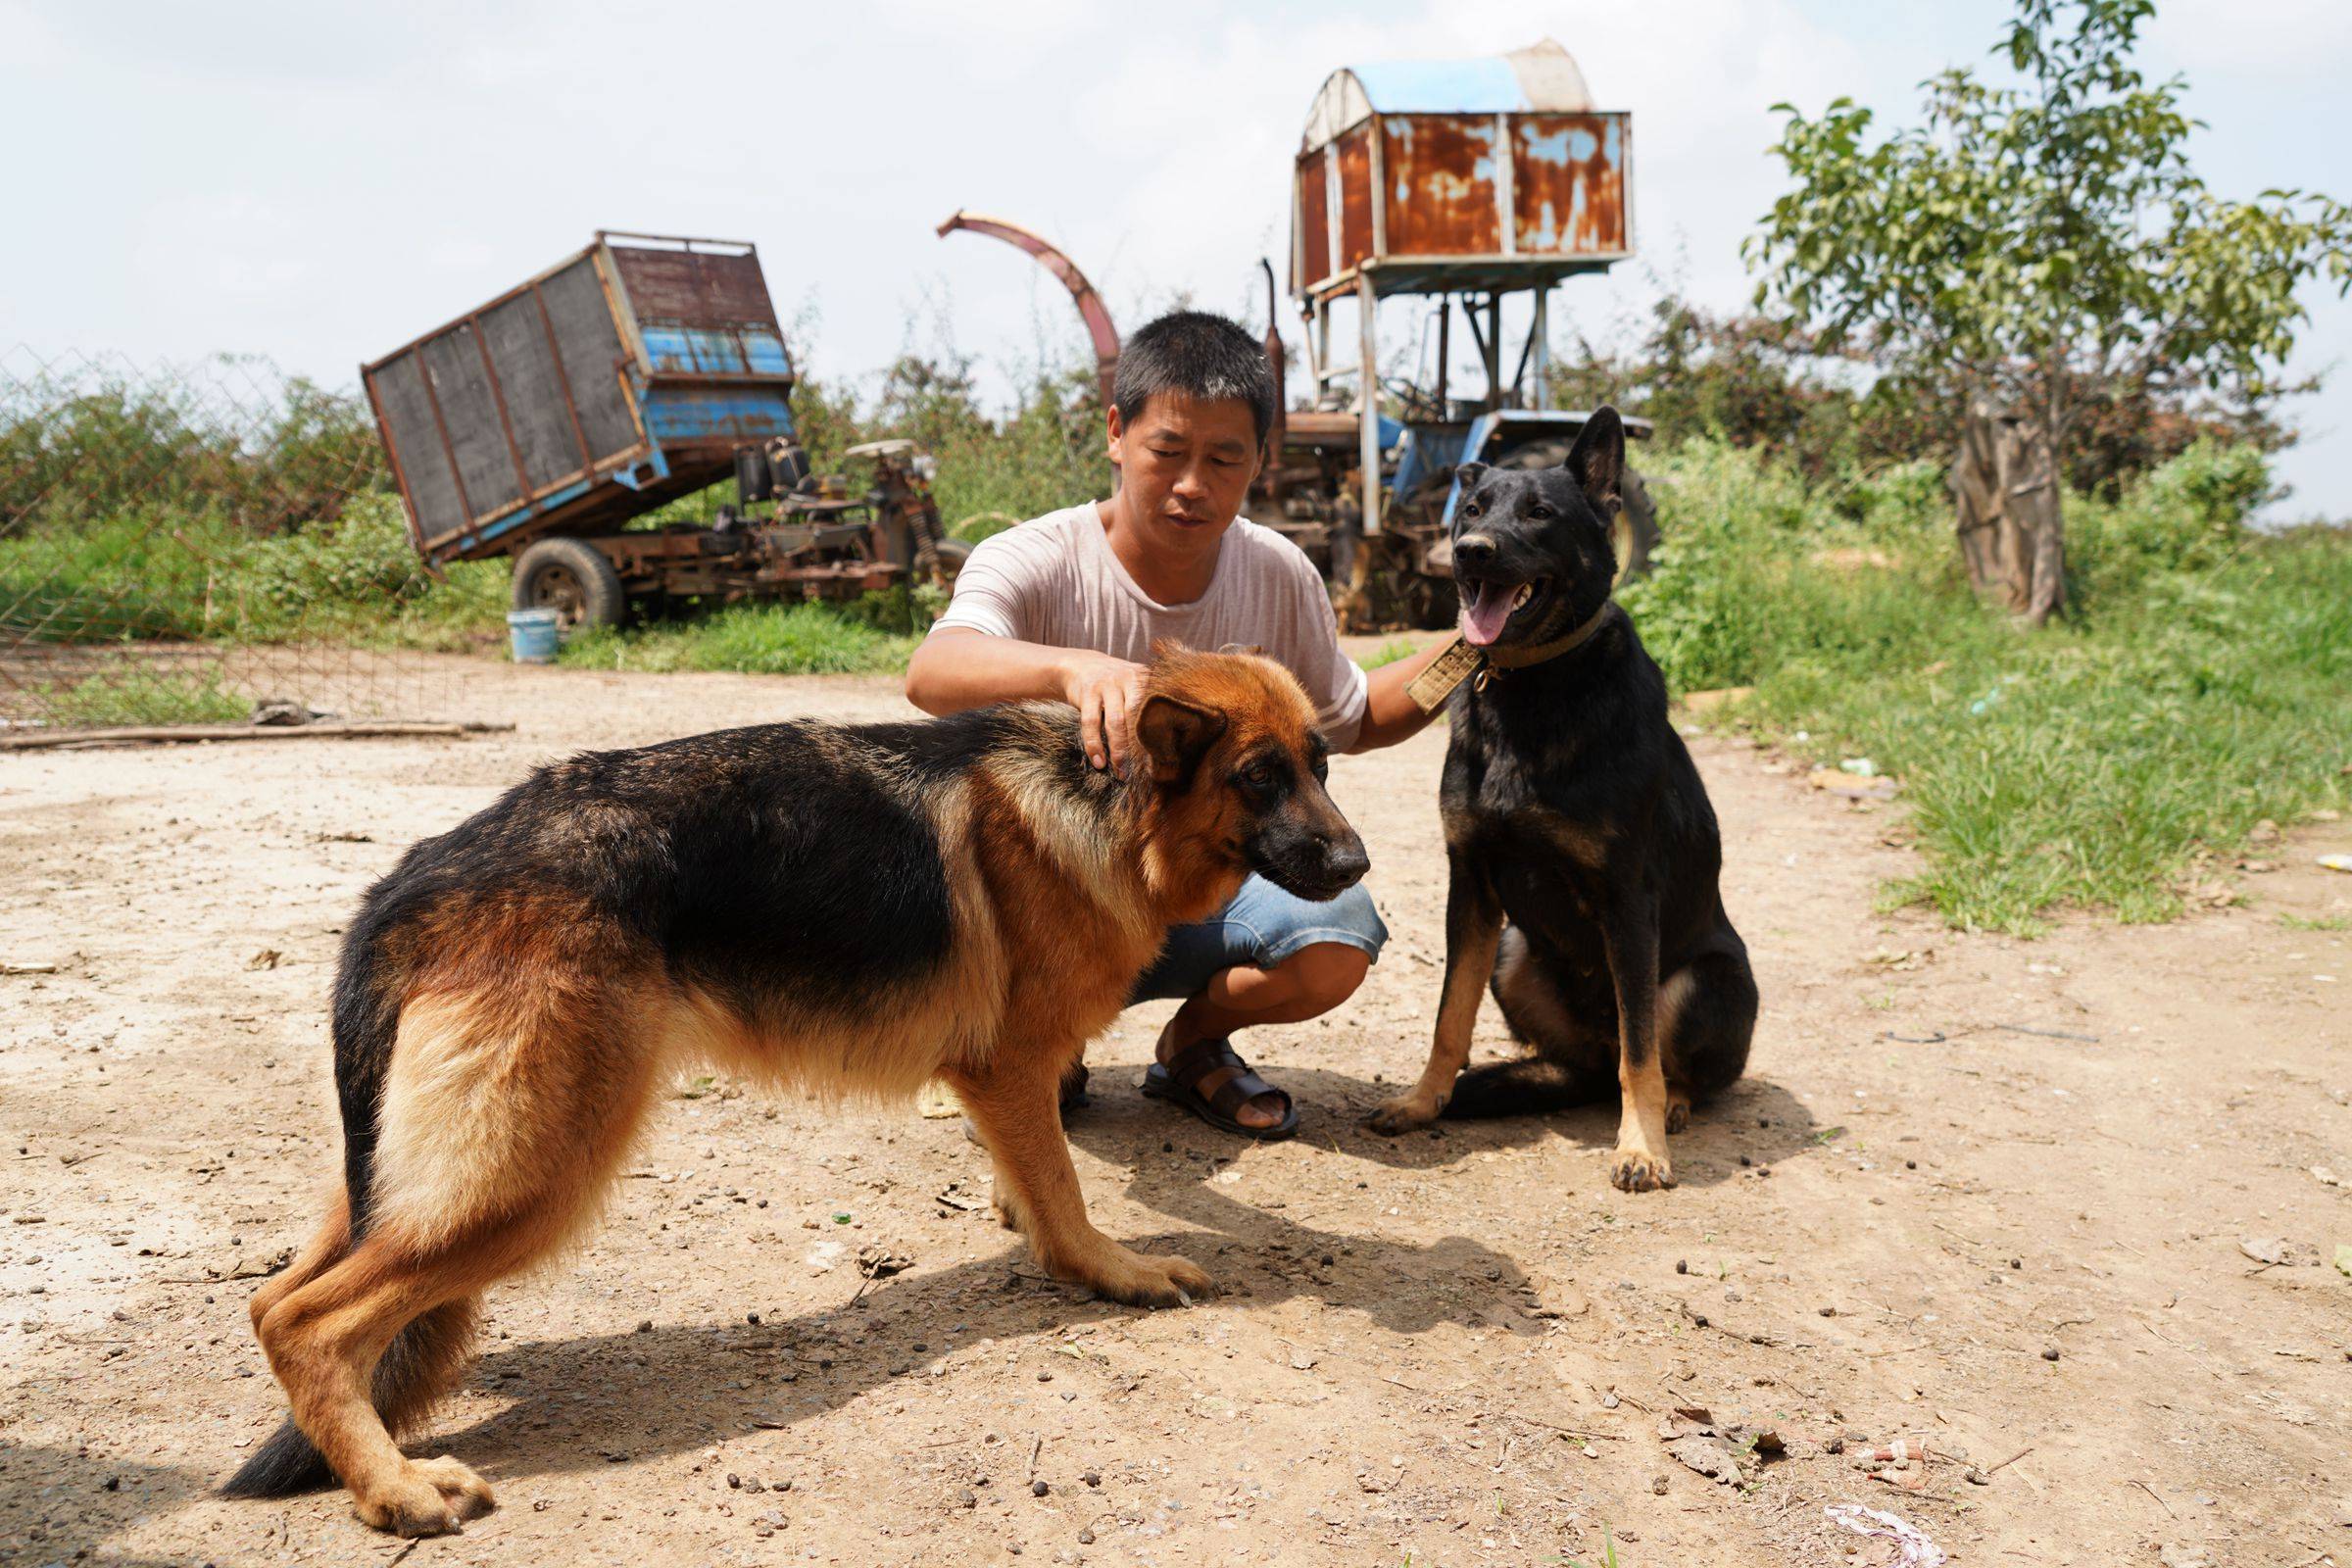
[937,211,1120,408]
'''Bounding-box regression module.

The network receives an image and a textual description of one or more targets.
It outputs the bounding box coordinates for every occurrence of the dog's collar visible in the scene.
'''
[1405,601,1615,713]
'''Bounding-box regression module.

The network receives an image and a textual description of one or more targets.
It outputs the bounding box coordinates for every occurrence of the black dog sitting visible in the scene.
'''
[1367,407,1756,1191]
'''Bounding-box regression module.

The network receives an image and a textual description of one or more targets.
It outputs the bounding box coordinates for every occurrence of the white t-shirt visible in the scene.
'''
[930,502,1370,750]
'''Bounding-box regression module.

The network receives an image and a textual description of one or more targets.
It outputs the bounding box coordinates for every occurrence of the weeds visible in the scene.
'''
[1359,637,1424,670]
[560,602,915,677]
[1635,438,2352,933]
[32,668,248,727]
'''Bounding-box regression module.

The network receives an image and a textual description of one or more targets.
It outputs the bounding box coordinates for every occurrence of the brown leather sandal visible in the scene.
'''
[1141,1036,1298,1141]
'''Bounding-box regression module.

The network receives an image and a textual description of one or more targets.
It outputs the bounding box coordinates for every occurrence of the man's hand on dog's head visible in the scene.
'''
[1060,650,1152,778]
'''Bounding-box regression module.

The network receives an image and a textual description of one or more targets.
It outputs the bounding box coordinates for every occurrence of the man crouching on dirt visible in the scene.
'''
[906,310,1446,1139]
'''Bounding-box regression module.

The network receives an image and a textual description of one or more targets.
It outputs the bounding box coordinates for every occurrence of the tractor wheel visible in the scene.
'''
[923,535,973,590]
[513,537,627,631]
[1495,440,1661,581]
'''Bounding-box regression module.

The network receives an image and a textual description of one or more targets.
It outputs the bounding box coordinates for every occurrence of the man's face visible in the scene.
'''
[1106,393,1262,561]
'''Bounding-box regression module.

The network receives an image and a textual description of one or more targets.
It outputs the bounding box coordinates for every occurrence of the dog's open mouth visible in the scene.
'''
[1458,576,1548,648]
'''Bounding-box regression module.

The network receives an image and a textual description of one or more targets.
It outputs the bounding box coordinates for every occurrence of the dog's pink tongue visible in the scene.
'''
[1459,581,1513,647]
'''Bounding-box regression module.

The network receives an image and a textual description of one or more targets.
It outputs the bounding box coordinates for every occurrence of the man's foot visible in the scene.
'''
[1141,1023,1297,1140]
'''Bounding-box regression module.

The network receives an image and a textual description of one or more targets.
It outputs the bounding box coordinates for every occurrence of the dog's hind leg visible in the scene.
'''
[946,1037,1212,1308]
[254,979,662,1534]
[1444,928,1619,1119]
[1660,941,1758,1130]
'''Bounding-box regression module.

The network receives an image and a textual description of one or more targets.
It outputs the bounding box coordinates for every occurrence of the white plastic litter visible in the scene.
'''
[2318,853,2352,874]
[1825,1502,1946,1566]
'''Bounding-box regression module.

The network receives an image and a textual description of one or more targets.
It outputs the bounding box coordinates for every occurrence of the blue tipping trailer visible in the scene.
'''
[361,231,799,568]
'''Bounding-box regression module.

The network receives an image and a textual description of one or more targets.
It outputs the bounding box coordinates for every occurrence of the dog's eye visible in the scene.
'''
[1241,760,1274,789]
[1460,499,1482,519]
[1528,504,1553,520]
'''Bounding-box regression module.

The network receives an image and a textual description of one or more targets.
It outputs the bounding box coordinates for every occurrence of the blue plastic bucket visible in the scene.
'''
[507,608,561,663]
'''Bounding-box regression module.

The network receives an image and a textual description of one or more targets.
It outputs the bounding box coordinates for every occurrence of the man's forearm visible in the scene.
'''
[905,629,1077,716]
[1349,641,1449,752]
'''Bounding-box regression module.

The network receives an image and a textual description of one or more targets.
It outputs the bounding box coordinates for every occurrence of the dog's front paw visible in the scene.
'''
[352,1455,496,1537]
[1083,1245,1214,1308]
[1365,1092,1442,1136]
[1608,1145,1676,1193]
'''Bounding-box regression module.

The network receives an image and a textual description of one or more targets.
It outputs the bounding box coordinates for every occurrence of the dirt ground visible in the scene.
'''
[5,649,2350,1568]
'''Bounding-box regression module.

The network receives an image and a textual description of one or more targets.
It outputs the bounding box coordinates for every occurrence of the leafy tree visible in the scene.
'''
[1748,0,2351,524]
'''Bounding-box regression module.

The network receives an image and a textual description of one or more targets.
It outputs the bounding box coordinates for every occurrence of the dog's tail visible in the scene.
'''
[1442,1056,1615,1120]
[220,906,480,1499]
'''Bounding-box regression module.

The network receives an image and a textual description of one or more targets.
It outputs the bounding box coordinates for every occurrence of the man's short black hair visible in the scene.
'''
[1113,310,1278,450]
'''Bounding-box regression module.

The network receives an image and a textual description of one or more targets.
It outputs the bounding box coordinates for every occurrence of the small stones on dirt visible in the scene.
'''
[956,1489,977,1509]
[2041,1347,2061,1361]
[1675,1259,1689,1275]
[1077,1527,1096,1544]
[856,1243,911,1279]
[1030,1479,1049,1496]
[1082,1470,1101,1487]
[1659,1406,1784,1487]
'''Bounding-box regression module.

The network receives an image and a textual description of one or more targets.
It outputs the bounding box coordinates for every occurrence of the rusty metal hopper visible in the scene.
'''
[1292,38,1633,303]
[364,232,798,565]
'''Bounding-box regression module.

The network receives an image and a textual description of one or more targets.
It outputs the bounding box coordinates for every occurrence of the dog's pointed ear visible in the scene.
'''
[1149,637,1195,665]
[1563,408,1624,512]
[1135,695,1227,787]
[1452,462,1491,504]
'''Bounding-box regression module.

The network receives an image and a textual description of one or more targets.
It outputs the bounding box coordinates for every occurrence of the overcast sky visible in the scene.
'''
[7,0,2348,517]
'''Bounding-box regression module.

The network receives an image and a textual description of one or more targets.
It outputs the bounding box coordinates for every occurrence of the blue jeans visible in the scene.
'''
[1129,875,1389,1004]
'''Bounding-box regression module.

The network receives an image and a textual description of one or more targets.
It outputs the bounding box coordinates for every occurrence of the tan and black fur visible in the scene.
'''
[222,648,1364,1536]
[1367,410,1756,1190]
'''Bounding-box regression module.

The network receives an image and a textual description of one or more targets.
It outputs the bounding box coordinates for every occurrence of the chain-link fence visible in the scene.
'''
[1,347,499,732]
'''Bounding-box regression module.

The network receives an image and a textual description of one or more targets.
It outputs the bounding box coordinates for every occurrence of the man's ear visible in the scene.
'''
[1563,407,1624,512]
[1134,696,1227,787]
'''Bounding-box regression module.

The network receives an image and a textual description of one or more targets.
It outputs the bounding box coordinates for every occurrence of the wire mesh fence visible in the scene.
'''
[1,346,501,731]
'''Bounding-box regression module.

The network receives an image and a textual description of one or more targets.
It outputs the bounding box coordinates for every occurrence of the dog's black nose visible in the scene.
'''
[1325,834,1370,889]
[1452,531,1497,570]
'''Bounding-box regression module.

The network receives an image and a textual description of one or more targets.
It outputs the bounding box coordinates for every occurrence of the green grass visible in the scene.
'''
[1358,637,1423,670]
[559,601,915,676]
[1633,438,2352,933]
[0,493,508,653]
[33,669,248,727]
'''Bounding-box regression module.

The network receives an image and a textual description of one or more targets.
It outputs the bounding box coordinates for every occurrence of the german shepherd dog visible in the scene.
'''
[1367,409,1756,1190]
[221,648,1365,1536]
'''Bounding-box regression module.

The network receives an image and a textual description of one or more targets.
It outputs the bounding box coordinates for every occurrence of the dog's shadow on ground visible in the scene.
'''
[0,1445,210,1565]
[431,1072,1818,1488]
[1071,1064,1823,1195]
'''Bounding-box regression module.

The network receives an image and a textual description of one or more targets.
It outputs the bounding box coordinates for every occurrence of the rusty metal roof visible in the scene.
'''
[1301,39,1595,151]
